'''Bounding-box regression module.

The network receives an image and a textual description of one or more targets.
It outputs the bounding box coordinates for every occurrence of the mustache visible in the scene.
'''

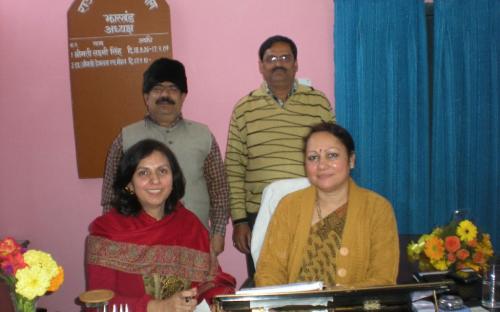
[156,96,176,105]
[272,66,287,73]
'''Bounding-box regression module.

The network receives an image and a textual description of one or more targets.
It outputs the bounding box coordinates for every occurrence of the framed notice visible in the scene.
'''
[68,0,172,178]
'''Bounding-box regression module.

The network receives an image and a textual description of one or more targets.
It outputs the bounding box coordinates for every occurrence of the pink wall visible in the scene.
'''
[0,0,333,310]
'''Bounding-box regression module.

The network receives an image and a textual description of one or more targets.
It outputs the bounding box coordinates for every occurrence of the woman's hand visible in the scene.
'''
[147,288,198,312]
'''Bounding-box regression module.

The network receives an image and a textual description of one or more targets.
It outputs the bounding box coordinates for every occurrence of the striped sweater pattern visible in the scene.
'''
[225,83,334,220]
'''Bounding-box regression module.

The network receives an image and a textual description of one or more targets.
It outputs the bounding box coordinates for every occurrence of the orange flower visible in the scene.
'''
[48,266,64,292]
[456,249,470,261]
[408,220,493,273]
[444,236,461,253]
[424,237,445,261]
[466,239,478,248]
[472,251,485,265]
[447,252,457,263]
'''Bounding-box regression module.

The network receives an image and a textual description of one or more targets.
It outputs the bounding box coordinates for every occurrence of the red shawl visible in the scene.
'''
[86,203,235,311]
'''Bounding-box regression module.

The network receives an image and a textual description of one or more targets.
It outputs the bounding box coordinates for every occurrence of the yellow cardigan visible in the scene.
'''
[255,179,399,288]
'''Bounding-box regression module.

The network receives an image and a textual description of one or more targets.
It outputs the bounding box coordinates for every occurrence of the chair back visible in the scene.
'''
[251,178,310,265]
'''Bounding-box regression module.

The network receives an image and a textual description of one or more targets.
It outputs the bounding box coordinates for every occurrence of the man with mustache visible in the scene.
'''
[101,58,229,257]
[225,35,334,281]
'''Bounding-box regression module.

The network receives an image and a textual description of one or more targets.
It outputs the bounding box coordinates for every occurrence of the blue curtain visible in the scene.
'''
[334,0,431,234]
[431,0,500,249]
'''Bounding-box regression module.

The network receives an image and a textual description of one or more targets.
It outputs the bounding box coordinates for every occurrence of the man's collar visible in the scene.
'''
[263,80,298,106]
[144,114,183,128]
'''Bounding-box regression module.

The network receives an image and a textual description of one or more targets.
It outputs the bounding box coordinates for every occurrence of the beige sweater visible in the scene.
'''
[255,179,399,288]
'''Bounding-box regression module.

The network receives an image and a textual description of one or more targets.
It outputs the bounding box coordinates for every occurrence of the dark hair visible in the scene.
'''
[142,58,188,94]
[112,139,185,216]
[258,35,298,61]
[304,122,355,157]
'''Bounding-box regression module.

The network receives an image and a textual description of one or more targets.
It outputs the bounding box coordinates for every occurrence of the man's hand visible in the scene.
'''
[232,223,252,254]
[210,234,225,256]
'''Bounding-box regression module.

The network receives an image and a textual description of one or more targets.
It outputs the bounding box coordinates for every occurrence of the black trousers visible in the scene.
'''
[244,212,258,281]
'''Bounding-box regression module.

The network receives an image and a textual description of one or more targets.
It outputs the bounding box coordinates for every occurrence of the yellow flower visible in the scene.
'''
[431,259,448,271]
[478,246,494,258]
[482,234,491,245]
[461,261,480,272]
[477,234,494,256]
[456,220,477,242]
[15,266,51,300]
[407,219,492,273]
[431,227,443,236]
[415,234,431,251]
[407,242,422,261]
[23,250,59,280]
[418,259,434,271]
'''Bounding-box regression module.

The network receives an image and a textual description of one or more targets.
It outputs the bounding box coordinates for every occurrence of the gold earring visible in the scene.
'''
[125,186,135,195]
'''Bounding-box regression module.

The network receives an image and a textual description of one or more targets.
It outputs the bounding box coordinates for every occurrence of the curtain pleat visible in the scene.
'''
[334,0,431,235]
[431,0,499,249]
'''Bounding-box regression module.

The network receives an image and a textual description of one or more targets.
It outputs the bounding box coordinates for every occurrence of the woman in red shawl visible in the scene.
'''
[86,139,235,312]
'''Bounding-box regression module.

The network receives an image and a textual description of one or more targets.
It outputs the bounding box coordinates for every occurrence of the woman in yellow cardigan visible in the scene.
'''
[255,122,399,288]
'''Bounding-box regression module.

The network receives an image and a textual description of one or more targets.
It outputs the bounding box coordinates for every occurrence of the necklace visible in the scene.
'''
[315,199,330,240]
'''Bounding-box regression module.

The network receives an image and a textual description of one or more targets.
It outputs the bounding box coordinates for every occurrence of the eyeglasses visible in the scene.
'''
[263,54,293,64]
[150,84,180,95]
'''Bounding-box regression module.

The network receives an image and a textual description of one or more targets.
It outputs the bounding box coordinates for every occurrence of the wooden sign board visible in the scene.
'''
[68,0,172,178]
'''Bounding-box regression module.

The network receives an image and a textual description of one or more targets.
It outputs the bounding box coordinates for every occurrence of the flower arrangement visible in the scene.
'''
[407,219,494,273]
[0,237,64,312]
